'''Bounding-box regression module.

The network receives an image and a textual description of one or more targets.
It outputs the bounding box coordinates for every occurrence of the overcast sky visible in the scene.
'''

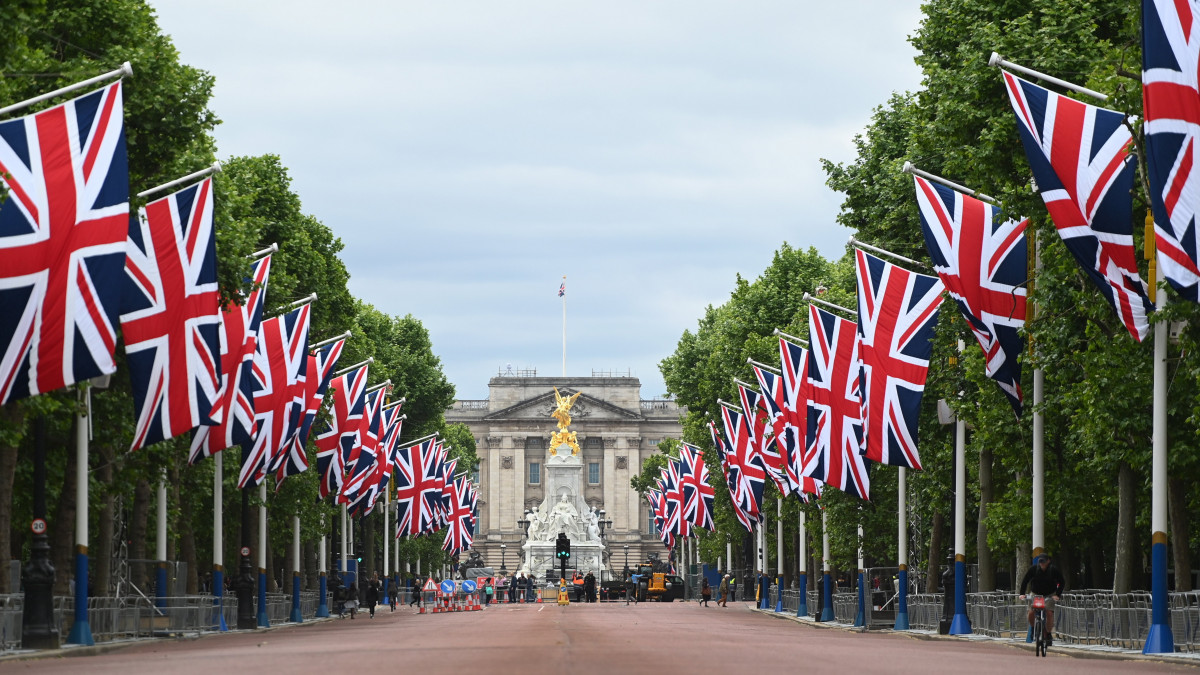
[152,0,924,400]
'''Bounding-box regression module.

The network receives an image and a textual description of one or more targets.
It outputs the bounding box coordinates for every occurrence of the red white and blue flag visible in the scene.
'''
[279,337,344,482]
[678,442,715,531]
[738,383,790,497]
[1144,0,1200,301]
[804,304,871,500]
[777,338,821,499]
[240,303,311,488]
[439,457,459,530]
[647,489,670,547]
[442,477,475,556]
[189,255,271,463]
[719,405,766,528]
[913,175,1027,415]
[0,82,128,403]
[659,461,689,538]
[855,249,944,470]
[341,388,384,505]
[121,176,221,450]
[1002,71,1152,339]
[314,363,368,500]
[394,438,445,537]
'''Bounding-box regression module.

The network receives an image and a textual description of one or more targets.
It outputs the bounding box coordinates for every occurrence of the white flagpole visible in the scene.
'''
[902,162,998,204]
[562,275,567,376]
[137,162,221,200]
[0,62,132,117]
[988,52,1108,102]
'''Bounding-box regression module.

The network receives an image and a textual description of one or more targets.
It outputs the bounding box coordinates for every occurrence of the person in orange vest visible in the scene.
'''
[572,571,585,602]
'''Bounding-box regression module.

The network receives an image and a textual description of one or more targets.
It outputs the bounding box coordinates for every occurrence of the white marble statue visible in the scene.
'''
[549,494,584,540]
[584,508,601,542]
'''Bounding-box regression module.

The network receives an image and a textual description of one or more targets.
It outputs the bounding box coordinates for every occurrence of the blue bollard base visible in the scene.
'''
[217,610,228,632]
[1143,623,1176,654]
[66,620,94,646]
[949,612,972,635]
[893,611,909,631]
[289,609,303,623]
[853,611,864,627]
[796,602,808,618]
[257,611,270,628]
[819,606,834,622]
[775,599,783,613]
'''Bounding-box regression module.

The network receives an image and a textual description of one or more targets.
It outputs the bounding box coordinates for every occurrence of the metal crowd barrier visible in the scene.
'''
[905,592,943,631]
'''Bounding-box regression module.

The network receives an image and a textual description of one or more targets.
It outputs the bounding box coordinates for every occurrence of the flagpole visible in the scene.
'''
[562,275,567,377]
[0,62,132,117]
[66,386,94,645]
[341,504,348,589]
[775,498,784,612]
[796,509,808,617]
[1031,235,1045,564]
[249,243,278,260]
[820,510,833,621]
[902,162,998,204]
[257,482,269,627]
[1145,213,1175,653]
[382,488,391,606]
[949,382,972,634]
[746,359,782,374]
[895,466,910,630]
[848,236,927,270]
[335,357,374,377]
[854,518,865,627]
[311,331,351,350]
[316,513,329,617]
[803,292,855,318]
[772,329,809,347]
[290,514,303,622]
[988,52,1108,102]
[213,452,228,631]
[136,162,221,200]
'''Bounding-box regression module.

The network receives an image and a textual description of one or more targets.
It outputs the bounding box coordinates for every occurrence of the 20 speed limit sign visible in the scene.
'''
[31,518,46,535]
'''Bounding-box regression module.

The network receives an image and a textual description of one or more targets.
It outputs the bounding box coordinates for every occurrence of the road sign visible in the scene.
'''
[440,580,456,595]
[462,580,477,593]
[240,546,251,557]
[423,578,438,592]
[30,518,46,535]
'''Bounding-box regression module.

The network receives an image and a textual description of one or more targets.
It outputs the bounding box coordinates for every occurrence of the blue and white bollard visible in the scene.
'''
[948,557,971,634]
[853,570,865,627]
[290,573,303,623]
[796,572,808,618]
[316,572,330,618]
[894,567,909,631]
[257,570,270,627]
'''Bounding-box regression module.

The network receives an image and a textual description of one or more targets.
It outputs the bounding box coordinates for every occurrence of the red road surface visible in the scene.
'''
[2,601,1194,674]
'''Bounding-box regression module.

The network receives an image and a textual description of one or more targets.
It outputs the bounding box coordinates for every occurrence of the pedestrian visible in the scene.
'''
[701,578,712,607]
[718,574,730,607]
[408,576,421,608]
[389,575,398,612]
[584,571,597,603]
[365,572,381,618]
[729,575,737,602]
[527,572,538,602]
[344,581,359,619]
[484,578,494,606]
[508,575,518,603]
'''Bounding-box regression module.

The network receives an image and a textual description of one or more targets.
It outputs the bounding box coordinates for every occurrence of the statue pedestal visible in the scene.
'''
[521,443,606,580]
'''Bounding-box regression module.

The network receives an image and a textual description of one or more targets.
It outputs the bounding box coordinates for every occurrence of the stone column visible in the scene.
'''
[487,435,501,540]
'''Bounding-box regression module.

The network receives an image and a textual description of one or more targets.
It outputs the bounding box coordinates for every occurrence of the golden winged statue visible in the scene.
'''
[549,387,582,456]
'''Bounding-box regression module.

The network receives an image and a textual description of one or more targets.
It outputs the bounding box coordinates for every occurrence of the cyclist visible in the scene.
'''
[1019,554,1065,645]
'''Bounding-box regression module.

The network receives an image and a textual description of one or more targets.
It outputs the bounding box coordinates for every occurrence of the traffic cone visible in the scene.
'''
[536,590,543,604]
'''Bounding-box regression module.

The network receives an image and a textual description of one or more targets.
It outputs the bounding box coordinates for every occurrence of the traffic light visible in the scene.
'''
[555,533,571,560]
[354,540,364,564]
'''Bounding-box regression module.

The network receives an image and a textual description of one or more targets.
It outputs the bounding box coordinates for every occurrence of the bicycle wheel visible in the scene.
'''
[1034,615,1045,657]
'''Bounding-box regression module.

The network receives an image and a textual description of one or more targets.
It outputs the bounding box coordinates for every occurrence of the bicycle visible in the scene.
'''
[1029,595,1048,657]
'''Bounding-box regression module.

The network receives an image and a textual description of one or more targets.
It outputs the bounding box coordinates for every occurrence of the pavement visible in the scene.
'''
[1,600,1197,674]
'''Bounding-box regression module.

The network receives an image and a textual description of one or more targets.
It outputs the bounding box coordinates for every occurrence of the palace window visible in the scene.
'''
[648,509,659,536]
[588,462,600,485]
[529,461,541,485]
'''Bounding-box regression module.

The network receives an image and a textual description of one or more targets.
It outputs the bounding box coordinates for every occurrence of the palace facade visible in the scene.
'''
[445,374,683,574]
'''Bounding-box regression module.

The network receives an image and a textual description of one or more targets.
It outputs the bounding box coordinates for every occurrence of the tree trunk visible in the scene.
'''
[1113,461,1136,594]
[129,478,152,591]
[1169,476,1192,591]
[94,443,114,595]
[50,418,77,595]
[180,516,198,594]
[1057,509,1074,590]
[1015,542,1030,592]
[977,445,994,591]
[0,402,24,593]
[927,511,944,593]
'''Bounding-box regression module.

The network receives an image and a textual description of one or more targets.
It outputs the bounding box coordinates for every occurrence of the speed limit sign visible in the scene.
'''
[240,546,251,557]
[31,518,46,535]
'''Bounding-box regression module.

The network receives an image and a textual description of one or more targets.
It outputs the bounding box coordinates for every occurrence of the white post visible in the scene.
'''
[416,556,421,575]
[293,515,301,575]
[798,511,807,575]
[157,474,167,562]
[898,467,907,567]
[726,539,732,573]
[319,515,327,574]
[776,499,784,576]
[214,453,223,572]
[341,504,348,576]
[822,510,831,574]
[955,418,966,564]
[383,489,390,576]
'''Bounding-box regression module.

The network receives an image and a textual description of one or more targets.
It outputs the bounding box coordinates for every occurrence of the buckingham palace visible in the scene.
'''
[445,372,684,574]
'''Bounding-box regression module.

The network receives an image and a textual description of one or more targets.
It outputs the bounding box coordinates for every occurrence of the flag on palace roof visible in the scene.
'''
[190,255,271,463]
[855,249,943,470]
[0,81,128,404]
[913,175,1027,415]
[1002,71,1152,340]
[121,176,221,451]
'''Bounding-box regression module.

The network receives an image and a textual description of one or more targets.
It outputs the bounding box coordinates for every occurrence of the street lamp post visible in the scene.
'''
[499,544,507,577]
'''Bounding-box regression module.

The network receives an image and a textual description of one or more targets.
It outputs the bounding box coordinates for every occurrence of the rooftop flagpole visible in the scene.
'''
[561,275,567,376]
[0,62,133,118]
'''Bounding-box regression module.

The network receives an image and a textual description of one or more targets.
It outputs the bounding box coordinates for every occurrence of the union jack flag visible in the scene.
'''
[913,175,1027,415]
[647,489,673,548]
[1144,0,1200,300]
[738,383,790,497]
[1002,72,1152,339]
[351,404,405,517]
[314,364,368,500]
[719,405,766,528]
[278,338,344,483]
[121,177,221,450]
[804,305,871,500]
[189,256,271,463]
[394,438,445,537]
[442,477,474,556]
[855,249,944,470]
[439,457,459,530]
[341,388,383,505]
[778,338,821,499]
[0,82,128,403]
[678,442,715,531]
[660,461,689,538]
[239,303,310,488]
